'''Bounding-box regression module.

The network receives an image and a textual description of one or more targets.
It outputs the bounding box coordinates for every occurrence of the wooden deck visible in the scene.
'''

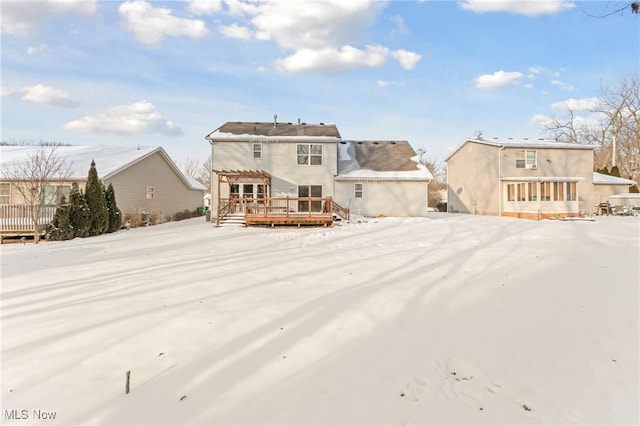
[217,197,348,227]
[0,205,56,242]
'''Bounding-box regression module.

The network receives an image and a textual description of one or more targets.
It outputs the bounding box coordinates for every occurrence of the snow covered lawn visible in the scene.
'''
[1,213,638,425]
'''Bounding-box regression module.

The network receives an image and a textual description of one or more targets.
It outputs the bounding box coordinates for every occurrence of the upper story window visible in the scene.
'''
[0,182,10,204]
[297,144,322,165]
[253,143,262,159]
[516,150,537,169]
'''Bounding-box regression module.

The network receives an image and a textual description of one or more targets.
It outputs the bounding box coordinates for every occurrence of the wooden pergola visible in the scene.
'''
[213,169,272,194]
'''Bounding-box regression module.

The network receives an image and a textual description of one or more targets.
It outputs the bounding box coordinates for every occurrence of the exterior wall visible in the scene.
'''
[211,139,338,211]
[335,180,428,217]
[500,147,594,215]
[2,180,85,206]
[594,183,632,205]
[105,152,203,216]
[446,142,500,215]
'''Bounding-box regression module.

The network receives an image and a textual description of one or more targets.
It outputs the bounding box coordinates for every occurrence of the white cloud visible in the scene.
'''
[391,49,421,70]
[119,1,208,45]
[551,79,576,91]
[530,113,554,127]
[187,0,222,15]
[21,84,79,108]
[551,97,600,111]
[377,80,404,88]
[220,23,253,40]
[389,15,409,37]
[1,0,97,36]
[250,0,384,50]
[2,87,16,97]
[276,45,389,73]
[63,101,182,136]
[27,45,52,56]
[474,70,524,90]
[460,0,575,16]
[217,0,420,73]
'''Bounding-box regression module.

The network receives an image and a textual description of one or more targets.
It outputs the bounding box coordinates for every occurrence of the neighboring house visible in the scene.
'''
[593,172,636,204]
[1,145,206,233]
[205,120,431,225]
[445,137,595,219]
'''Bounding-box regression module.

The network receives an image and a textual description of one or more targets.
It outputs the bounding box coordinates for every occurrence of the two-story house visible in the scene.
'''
[205,120,432,225]
[445,137,595,219]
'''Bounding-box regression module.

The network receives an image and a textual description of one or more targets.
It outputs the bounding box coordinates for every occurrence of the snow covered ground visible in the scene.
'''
[1,213,638,425]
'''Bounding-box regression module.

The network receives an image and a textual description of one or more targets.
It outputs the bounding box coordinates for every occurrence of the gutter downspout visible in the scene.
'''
[207,137,215,224]
[498,146,504,217]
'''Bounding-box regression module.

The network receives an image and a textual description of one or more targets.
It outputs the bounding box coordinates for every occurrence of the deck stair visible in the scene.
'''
[217,213,245,227]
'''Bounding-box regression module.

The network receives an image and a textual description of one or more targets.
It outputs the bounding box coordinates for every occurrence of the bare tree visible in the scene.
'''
[2,145,73,243]
[178,154,212,191]
[543,75,640,183]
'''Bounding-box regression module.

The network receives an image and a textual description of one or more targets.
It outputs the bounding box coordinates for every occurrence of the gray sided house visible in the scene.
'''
[205,120,431,225]
[1,145,206,225]
[445,138,595,219]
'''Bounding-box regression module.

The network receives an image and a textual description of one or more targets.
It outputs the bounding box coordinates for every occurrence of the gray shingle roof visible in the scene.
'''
[211,121,341,138]
[339,140,419,172]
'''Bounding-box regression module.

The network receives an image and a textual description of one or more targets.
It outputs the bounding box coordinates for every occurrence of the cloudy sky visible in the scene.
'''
[1,0,638,166]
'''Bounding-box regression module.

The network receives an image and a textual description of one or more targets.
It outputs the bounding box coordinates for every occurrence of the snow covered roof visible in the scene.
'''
[336,140,433,181]
[0,145,206,191]
[206,121,341,140]
[445,137,596,161]
[593,172,635,185]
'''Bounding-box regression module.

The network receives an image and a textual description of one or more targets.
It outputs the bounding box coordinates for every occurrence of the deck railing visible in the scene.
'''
[215,196,350,225]
[0,204,57,234]
[332,200,350,221]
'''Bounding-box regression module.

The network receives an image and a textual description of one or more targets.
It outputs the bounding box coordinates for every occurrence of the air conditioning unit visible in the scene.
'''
[526,164,537,170]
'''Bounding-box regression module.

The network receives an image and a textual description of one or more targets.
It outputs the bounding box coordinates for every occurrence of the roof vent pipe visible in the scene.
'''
[273,114,277,127]
[298,118,301,125]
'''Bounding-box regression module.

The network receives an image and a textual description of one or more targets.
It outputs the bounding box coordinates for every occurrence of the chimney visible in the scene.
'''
[273,114,278,127]
[297,118,301,125]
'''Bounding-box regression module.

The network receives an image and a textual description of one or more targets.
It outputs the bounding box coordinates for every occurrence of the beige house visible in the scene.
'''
[445,138,595,219]
[1,146,206,234]
[205,120,431,225]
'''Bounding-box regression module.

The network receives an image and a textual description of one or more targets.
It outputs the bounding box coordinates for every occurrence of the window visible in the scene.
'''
[566,182,577,201]
[146,186,155,200]
[253,143,262,159]
[553,182,564,201]
[243,184,254,199]
[517,183,526,201]
[540,182,551,201]
[297,144,322,165]
[0,183,10,204]
[507,184,515,201]
[516,150,537,169]
[527,182,538,201]
[355,183,363,198]
[230,184,239,199]
[42,185,71,205]
[298,185,322,212]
